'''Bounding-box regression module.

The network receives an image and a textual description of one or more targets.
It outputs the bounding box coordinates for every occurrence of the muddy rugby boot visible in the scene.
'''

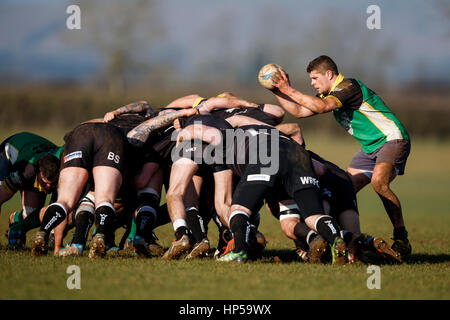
[161,234,191,260]
[391,239,412,259]
[58,244,83,257]
[331,237,348,265]
[89,233,106,258]
[373,237,402,263]
[217,250,248,264]
[186,238,210,259]
[31,231,48,257]
[307,235,328,264]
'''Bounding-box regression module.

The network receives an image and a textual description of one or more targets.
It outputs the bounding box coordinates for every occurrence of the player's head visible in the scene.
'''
[306,55,339,95]
[37,154,60,193]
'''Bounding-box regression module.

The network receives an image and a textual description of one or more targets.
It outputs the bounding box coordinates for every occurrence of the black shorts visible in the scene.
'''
[231,139,322,218]
[62,123,128,173]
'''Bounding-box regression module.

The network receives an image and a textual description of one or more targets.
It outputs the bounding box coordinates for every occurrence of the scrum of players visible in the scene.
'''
[0,68,405,266]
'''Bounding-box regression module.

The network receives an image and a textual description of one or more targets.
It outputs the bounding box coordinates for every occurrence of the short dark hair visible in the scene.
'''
[38,154,60,181]
[307,55,339,75]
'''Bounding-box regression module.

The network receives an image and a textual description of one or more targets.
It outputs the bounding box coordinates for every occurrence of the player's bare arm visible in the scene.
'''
[271,68,339,116]
[224,115,269,128]
[275,122,304,145]
[176,124,223,146]
[127,108,199,147]
[198,96,258,114]
[165,94,203,109]
[104,101,153,122]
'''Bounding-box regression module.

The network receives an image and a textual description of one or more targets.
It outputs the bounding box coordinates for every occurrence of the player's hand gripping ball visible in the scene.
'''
[258,63,283,90]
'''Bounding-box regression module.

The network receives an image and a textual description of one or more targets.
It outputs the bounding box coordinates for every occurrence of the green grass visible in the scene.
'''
[0,130,449,300]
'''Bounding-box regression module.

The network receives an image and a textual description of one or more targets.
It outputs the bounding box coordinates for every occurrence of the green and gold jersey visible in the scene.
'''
[5,132,60,166]
[2,132,63,193]
[321,74,410,154]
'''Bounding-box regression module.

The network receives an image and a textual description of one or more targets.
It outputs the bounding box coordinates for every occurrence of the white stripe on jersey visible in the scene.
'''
[359,102,403,141]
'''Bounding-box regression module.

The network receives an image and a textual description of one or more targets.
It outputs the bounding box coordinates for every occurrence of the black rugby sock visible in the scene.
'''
[174,226,190,240]
[94,203,115,235]
[72,210,94,246]
[186,207,207,243]
[40,203,67,235]
[229,212,250,253]
[249,211,261,228]
[135,206,157,239]
[393,227,408,241]
[315,216,341,244]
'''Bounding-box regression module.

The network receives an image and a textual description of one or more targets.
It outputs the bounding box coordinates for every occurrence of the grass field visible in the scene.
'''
[0,129,449,300]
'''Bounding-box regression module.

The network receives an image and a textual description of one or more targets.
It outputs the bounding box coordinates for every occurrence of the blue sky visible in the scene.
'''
[0,0,449,85]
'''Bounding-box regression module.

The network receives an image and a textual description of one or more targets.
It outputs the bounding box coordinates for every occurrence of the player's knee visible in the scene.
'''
[166,191,183,205]
[371,177,390,195]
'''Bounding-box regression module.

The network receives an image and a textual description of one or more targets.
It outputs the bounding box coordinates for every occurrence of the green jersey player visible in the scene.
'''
[0,132,62,248]
[269,55,411,258]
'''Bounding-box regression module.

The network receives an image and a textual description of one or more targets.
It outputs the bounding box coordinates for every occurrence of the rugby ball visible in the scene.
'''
[258,63,282,90]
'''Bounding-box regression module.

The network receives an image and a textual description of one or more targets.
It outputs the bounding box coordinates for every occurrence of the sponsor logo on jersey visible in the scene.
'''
[299,176,320,188]
[64,151,82,163]
[247,174,271,182]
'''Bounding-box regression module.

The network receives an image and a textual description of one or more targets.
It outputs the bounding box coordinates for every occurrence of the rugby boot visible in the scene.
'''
[123,238,135,252]
[133,235,153,258]
[219,238,235,258]
[391,239,412,259]
[161,234,191,260]
[307,235,328,264]
[373,237,402,263]
[347,233,370,264]
[214,228,233,259]
[331,237,348,265]
[147,232,164,257]
[186,238,210,259]
[47,230,55,250]
[88,233,106,258]
[31,231,48,257]
[248,228,267,260]
[295,247,309,262]
[217,250,248,264]
[58,244,83,257]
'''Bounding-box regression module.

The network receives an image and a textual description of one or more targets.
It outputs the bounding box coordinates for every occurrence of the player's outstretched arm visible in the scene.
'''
[104,101,153,122]
[271,68,338,117]
[127,108,199,147]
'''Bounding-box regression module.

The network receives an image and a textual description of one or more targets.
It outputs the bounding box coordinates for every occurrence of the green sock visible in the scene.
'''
[10,209,40,233]
[128,219,136,240]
